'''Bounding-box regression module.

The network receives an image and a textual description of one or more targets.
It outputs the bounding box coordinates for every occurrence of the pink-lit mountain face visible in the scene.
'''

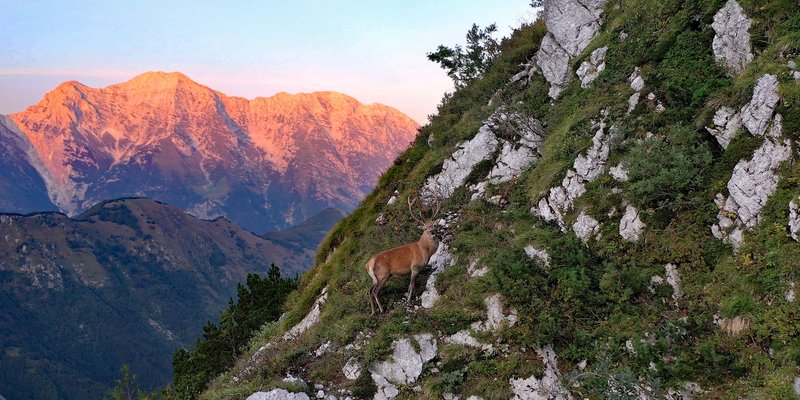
[0,72,419,232]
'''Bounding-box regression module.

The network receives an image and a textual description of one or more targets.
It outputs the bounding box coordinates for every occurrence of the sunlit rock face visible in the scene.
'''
[0,72,419,232]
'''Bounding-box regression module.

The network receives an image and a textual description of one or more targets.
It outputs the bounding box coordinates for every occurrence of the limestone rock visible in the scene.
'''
[573,211,601,243]
[487,115,546,183]
[627,68,645,114]
[284,287,329,340]
[577,46,608,88]
[467,259,490,277]
[471,294,518,332]
[446,330,494,351]
[524,245,551,267]
[619,204,645,242]
[712,117,792,250]
[740,74,780,137]
[536,0,608,98]
[609,164,629,182]
[711,0,754,76]
[371,334,437,387]
[706,106,742,149]
[420,242,456,309]
[510,345,572,400]
[629,68,645,92]
[790,198,800,242]
[423,118,499,199]
[246,389,311,400]
[343,358,362,380]
[534,120,615,229]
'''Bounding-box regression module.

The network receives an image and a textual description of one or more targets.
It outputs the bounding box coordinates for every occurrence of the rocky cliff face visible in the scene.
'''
[0,73,418,232]
[191,0,800,399]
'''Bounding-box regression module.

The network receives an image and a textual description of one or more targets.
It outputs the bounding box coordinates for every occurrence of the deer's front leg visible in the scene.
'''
[407,269,419,305]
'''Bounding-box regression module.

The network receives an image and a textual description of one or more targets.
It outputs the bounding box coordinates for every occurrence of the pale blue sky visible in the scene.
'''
[0,1,536,122]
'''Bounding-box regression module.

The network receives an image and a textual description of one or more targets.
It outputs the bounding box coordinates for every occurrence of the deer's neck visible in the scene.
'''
[418,231,438,259]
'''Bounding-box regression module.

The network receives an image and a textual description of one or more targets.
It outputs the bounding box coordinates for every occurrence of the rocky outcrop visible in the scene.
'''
[536,0,608,98]
[706,106,742,149]
[609,164,629,182]
[577,46,608,88]
[712,74,789,250]
[712,116,791,249]
[627,68,645,114]
[246,390,311,400]
[284,287,329,340]
[573,211,601,243]
[790,198,800,242]
[487,114,546,183]
[510,345,572,400]
[534,118,616,229]
[524,245,551,267]
[423,117,500,199]
[370,334,437,399]
[472,294,519,332]
[343,358,362,380]
[420,241,456,309]
[619,205,645,242]
[711,0,753,76]
[740,74,780,137]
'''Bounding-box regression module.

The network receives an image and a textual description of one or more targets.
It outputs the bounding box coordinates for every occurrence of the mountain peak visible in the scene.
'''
[115,71,208,94]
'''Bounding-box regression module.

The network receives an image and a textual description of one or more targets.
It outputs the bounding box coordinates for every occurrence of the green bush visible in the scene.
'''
[624,125,712,210]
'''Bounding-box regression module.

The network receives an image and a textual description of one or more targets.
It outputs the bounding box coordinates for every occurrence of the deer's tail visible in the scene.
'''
[366,258,378,284]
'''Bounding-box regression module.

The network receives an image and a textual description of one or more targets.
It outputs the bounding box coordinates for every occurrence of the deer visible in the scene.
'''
[366,194,441,315]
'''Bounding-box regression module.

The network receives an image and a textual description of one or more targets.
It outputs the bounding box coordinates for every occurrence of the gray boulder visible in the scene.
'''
[536,0,608,98]
[740,74,780,137]
[706,106,742,149]
[711,0,754,76]
[712,116,792,249]
[577,46,608,88]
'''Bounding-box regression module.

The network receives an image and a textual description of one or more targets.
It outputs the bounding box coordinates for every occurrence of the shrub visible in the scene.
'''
[624,126,712,210]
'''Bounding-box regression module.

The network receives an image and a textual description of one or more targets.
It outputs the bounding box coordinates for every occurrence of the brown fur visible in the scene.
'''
[366,221,438,314]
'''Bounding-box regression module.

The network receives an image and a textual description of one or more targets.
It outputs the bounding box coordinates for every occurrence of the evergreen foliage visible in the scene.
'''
[170,265,296,399]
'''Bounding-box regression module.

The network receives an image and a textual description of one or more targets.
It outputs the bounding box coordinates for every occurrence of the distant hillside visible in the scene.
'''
[0,72,419,233]
[0,198,335,400]
[261,208,347,253]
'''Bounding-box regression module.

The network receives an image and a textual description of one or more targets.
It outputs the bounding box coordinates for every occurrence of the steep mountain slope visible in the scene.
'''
[0,116,57,213]
[198,0,800,399]
[0,73,418,233]
[0,198,336,400]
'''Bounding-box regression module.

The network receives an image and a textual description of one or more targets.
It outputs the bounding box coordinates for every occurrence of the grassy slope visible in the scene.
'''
[202,1,800,398]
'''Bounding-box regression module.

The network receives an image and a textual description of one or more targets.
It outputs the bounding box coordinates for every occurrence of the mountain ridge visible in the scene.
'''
[0,71,419,232]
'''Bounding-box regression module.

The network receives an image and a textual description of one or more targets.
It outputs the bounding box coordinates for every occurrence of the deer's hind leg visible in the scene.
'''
[406,268,420,305]
[373,274,390,314]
